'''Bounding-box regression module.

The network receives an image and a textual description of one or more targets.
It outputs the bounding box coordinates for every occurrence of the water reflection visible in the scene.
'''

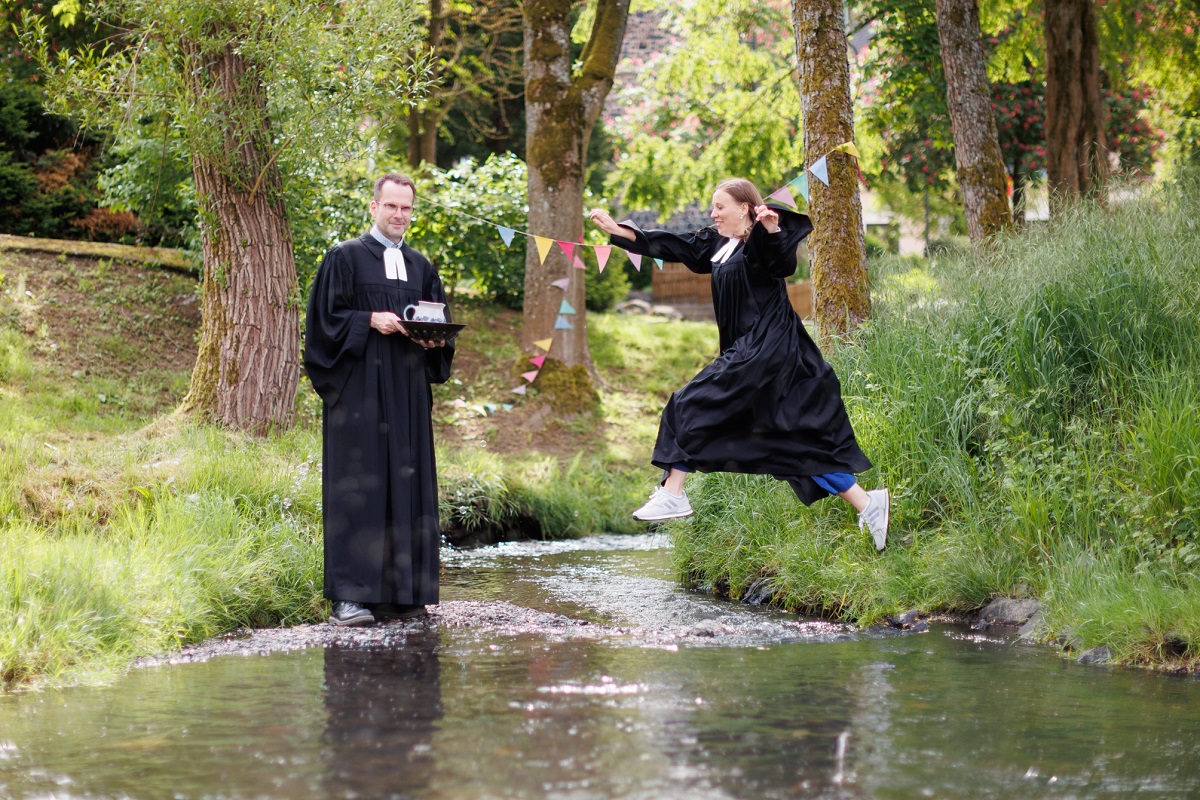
[322,629,442,799]
[0,537,1199,800]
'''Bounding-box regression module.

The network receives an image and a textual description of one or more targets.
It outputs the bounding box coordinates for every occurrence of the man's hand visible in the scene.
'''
[370,311,406,335]
[411,335,447,350]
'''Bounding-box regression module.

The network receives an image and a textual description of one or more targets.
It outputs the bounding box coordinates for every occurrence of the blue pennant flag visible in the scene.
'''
[809,155,829,186]
[789,173,810,202]
[497,226,516,247]
[555,315,574,330]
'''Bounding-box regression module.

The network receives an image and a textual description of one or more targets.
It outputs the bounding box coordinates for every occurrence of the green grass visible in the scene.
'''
[0,267,720,689]
[669,177,1200,670]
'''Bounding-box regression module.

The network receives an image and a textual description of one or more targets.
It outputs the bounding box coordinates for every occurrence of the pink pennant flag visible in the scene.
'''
[768,186,797,208]
[521,370,539,383]
[550,278,569,290]
[573,254,586,270]
[511,384,527,395]
[628,252,643,271]
[557,241,575,262]
[529,355,546,368]
[594,245,612,273]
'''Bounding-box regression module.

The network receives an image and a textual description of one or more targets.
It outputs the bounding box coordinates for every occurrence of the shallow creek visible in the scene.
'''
[2,534,1199,799]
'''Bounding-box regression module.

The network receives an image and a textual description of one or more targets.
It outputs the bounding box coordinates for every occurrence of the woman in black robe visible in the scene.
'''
[305,176,455,624]
[589,178,889,550]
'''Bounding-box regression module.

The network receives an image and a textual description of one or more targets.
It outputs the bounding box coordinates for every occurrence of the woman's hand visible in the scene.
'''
[754,204,781,234]
[588,208,636,241]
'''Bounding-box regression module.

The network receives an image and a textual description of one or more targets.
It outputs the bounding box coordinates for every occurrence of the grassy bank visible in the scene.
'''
[670,177,1200,670]
[0,252,716,687]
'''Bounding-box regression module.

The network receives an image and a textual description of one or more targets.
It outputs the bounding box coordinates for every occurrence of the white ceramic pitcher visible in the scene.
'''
[402,300,446,323]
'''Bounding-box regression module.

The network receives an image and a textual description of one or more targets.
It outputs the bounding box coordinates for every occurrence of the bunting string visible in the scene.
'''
[412,148,862,395]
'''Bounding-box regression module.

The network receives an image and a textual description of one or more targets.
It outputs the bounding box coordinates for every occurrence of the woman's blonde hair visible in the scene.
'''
[713,178,763,239]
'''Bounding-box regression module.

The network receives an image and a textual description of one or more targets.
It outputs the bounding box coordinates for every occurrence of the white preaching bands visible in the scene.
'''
[712,237,740,264]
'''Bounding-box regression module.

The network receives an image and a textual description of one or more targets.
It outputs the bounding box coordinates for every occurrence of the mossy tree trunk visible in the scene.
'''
[936,0,1013,245]
[180,39,299,433]
[522,0,629,371]
[1043,0,1108,216]
[792,0,869,339]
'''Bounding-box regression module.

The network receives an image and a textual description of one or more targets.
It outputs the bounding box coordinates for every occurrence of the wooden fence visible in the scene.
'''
[651,261,813,319]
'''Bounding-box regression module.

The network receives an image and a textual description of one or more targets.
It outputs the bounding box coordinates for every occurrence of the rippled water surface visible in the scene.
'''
[2,535,1199,799]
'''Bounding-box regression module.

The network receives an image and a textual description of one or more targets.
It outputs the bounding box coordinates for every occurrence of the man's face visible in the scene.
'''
[370,181,415,242]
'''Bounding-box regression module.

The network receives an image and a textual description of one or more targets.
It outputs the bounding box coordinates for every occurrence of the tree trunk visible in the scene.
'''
[180,42,300,433]
[1043,0,1108,215]
[409,0,446,168]
[522,0,629,368]
[935,0,1013,245]
[792,0,869,339]
[408,107,440,167]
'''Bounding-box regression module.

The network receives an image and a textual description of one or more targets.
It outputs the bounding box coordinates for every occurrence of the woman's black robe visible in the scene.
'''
[304,234,453,605]
[611,208,871,505]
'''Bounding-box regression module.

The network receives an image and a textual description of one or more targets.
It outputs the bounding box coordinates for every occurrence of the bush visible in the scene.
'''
[408,154,529,308]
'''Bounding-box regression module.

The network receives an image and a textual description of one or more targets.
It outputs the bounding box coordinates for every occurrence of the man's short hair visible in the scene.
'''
[373,173,417,201]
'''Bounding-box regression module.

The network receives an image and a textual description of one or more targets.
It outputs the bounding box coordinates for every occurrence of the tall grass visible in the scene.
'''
[671,178,1200,668]
[1,297,706,687]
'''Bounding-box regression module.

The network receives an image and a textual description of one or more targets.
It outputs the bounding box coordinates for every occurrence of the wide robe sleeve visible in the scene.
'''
[743,206,814,279]
[417,249,455,385]
[304,245,373,406]
[609,221,722,275]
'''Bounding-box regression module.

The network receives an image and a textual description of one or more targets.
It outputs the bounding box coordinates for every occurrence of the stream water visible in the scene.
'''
[2,534,1199,799]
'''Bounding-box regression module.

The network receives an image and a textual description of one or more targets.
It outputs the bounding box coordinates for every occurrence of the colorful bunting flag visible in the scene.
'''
[557,241,575,261]
[550,278,569,290]
[534,337,553,351]
[833,141,860,159]
[594,245,612,273]
[555,315,573,330]
[535,236,554,264]
[521,370,539,383]
[768,186,797,208]
[790,173,810,202]
[529,355,546,368]
[654,258,664,270]
[511,384,527,395]
[628,252,643,271]
[573,254,586,270]
[497,226,516,247]
[809,155,829,186]
[559,299,576,315]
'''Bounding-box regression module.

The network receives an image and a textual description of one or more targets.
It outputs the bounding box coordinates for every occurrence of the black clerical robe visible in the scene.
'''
[611,207,871,505]
[304,234,453,605]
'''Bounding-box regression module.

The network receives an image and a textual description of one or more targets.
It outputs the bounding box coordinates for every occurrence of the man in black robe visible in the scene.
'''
[304,173,454,626]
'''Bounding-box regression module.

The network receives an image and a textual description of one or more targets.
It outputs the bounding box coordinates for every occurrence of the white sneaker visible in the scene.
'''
[632,487,693,521]
[858,488,890,551]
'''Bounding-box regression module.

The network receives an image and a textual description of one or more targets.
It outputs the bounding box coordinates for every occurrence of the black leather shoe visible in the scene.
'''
[329,600,375,627]
[372,603,427,621]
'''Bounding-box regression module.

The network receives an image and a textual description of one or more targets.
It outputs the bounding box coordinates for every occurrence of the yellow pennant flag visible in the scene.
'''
[533,337,553,352]
[833,141,860,159]
[535,236,554,264]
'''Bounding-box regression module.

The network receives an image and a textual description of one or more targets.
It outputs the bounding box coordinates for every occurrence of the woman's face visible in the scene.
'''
[710,190,748,238]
